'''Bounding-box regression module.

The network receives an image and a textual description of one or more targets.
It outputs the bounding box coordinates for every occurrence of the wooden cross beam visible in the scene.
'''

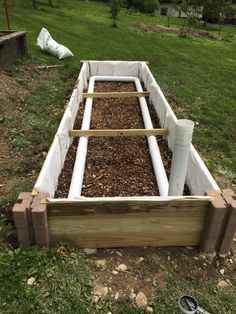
[82,91,150,99]
[69,128,168,138]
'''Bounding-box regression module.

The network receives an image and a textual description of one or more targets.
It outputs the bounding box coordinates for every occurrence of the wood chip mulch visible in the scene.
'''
[55,82,173,198]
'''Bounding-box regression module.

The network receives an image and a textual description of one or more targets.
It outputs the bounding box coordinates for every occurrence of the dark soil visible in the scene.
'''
[55,82,173,198]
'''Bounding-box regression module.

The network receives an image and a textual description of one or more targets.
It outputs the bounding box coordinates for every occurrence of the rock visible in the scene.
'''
[146,306,153,313]
[115,251,122,257]
[193,257,199,260]
[137,257,144,263]
[229,258,233,264]
[83,248,97,255]
[218,280,230,288]
[129,288,136,300]
[107,312,112,314]
[95,259,106,268]
[135,291,148,308]
[117,263,128,272]
[27,277,36,285]
[219,268,225,276]
[92,295,99,303]
[186,246,194,250]
[215,260,220,267]
[93,284,108,298]
[112,270,118,275]
[114,292,119,300]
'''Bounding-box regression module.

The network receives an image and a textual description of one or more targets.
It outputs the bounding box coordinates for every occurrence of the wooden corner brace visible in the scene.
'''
[218,189,236,256]
[12,192,50,246]
[200,190,227,254]
[200,189,236,255]
[12,192,34,245]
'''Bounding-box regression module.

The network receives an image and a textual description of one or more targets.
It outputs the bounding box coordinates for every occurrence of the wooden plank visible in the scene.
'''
[47,198,209,247]
[47,199,209,216]
[69,128,169,138]
[82,91,150,98]
[48,208,207,247]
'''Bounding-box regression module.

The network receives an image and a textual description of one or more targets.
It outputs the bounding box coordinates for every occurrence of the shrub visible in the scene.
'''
[110,0,123,27]
[125,0,159,14]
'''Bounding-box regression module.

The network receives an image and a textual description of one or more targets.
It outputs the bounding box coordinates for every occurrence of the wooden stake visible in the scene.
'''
[69,128,169,138]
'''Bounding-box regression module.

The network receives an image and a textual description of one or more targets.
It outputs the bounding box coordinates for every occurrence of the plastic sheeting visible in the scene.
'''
[33,61,219,197]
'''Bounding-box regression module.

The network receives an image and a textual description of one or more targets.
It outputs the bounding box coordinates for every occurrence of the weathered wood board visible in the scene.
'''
[47,199,209,247]
[0,31,27,69]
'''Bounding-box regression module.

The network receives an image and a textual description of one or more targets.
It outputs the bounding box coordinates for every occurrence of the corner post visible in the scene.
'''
[12,192,34,245]
[200,190,227,254]
[31,193,50,246]
[218,189,236,256]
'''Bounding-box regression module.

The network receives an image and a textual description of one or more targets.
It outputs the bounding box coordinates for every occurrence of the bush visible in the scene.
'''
[110,0,123,27]
[125,0,159,14]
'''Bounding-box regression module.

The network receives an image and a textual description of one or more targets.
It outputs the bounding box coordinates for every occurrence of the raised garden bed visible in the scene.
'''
[0,31,27,69]
[12,61,236,255]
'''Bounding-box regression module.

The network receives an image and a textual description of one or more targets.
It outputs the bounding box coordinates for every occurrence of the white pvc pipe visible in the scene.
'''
[68,75,169,198]
[168,119,194,196]
[68,77,95,198]
[133,78,169,196]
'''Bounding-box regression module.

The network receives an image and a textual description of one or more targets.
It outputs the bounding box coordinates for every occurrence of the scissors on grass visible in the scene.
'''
[177,295,211,314]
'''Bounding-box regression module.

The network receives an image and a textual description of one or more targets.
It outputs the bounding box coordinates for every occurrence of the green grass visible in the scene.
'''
[0,1,236,312]
[5,0,235,188]
[0,243,93,313]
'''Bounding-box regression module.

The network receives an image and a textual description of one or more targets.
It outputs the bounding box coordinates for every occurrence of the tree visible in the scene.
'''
[172,0,182,18]
[110,0,123,27]
[166,3,175,27]
[179,0,202,37]
[216,0,232,34]
[200,0,232,33]
[125,0,159,14]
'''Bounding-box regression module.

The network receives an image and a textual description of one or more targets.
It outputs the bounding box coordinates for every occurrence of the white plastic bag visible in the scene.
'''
[37,28,73,60]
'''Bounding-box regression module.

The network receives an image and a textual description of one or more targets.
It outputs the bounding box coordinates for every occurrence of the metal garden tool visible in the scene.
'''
[177,295,211,314]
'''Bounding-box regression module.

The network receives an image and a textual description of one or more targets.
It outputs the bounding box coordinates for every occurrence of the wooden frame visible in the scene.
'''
[12,60,235,255]
[12,190,236,254]
[0,31,27,69]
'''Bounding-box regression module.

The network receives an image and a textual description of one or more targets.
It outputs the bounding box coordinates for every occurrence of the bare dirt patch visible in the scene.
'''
[135,22,221,40]
[0,64,54,193]
[84,245,236,309]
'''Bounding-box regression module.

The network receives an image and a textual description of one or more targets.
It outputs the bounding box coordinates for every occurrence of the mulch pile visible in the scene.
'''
[55,82,173,198]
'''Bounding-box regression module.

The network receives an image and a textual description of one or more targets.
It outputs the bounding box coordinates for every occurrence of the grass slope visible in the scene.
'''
[0,1,236,313]
[8,0,236,188]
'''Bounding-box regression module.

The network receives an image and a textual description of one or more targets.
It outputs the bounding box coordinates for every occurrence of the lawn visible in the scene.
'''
[0,0,236,313]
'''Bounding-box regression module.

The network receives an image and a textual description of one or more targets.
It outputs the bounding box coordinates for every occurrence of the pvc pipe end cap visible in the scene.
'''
[177,119,194,131]
[175,119,194,145]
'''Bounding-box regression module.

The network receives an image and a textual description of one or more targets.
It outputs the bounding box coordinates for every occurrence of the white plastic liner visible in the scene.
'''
[33,61,219,197]
[34,63,87,196]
